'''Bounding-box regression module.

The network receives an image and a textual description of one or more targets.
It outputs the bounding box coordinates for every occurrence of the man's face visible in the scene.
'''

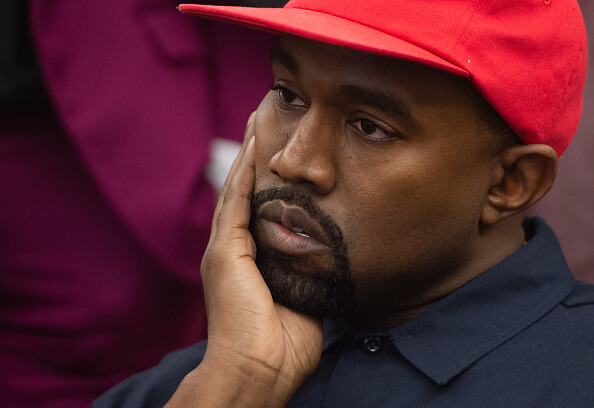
[250,36,497,326]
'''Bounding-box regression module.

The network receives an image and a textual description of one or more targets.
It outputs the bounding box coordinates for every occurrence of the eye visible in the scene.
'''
[351,119,398,141]
[271,84,306,107]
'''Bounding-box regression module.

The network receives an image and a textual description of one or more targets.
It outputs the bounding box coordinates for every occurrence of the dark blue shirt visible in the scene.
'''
[94,218,594,407]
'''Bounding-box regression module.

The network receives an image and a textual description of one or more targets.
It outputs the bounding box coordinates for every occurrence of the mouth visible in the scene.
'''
[256,200,332,255]
[287,227,311,238]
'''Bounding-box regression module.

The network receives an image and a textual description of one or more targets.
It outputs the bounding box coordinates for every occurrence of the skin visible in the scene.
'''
[165,36,558,407]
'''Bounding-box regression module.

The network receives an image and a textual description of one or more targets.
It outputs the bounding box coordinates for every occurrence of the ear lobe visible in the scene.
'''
[481,144,558,226]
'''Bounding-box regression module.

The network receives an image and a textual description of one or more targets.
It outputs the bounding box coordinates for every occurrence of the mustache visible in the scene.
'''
[250,187,346,253]
[249,186,354,318]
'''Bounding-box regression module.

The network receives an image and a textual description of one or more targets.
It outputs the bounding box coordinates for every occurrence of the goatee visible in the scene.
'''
[249,187,355,319]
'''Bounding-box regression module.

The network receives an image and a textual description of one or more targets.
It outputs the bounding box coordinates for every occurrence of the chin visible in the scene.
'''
[256,246,355,319]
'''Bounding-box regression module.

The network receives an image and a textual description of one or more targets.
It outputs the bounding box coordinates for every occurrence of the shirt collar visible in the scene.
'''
[322,217,575,385]
[322,318,352,353]
[388,217,575,385]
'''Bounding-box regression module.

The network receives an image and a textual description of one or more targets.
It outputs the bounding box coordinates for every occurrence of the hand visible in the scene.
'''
[166,113,323,408]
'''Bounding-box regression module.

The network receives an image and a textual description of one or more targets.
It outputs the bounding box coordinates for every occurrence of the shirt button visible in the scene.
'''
[362,336,384,355]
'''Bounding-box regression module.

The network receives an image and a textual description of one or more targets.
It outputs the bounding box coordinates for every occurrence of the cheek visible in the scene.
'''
[253,93,305,156]
[339,178,429,272]
[337,158,482,274]
[253,94,288,185]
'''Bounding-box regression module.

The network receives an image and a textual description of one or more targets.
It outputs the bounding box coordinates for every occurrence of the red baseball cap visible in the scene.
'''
[179,0,588,156]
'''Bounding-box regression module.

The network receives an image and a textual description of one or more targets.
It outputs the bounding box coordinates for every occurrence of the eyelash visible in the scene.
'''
[270,84,304,107]
[270,83,399,142]
[348,119,399,142]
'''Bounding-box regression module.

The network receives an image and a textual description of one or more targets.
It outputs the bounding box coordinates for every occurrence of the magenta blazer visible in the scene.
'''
[31,0,275,282]
[0,1,275,406]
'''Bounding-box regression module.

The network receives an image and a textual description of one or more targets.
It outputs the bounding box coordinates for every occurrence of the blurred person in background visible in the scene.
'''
[0,0,283,406]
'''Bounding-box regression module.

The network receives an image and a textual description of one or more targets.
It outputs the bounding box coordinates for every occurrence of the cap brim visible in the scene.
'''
[178,4,469,77]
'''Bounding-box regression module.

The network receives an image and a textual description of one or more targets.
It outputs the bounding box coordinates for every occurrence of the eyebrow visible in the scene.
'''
[270,44,300,75]
[270,43,419,128]
[339,84,419,128]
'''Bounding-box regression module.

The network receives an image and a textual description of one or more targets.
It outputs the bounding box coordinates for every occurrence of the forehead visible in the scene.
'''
[274,36,488,143]
[274,35,472,97]
[272,36,481,124]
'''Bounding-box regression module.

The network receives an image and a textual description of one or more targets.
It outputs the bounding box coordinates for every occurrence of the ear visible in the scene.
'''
[481,144,558,226]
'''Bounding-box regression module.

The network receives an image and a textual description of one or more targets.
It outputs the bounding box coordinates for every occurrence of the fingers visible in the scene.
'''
[208,135,255,247]
[244,111,256,144]
[218,136,256,233]
[201,136,256,283]
[218,112,256,209]
[209,112,257,239]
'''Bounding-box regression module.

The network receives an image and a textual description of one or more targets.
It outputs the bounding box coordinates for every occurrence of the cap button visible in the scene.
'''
[362,336,384,355]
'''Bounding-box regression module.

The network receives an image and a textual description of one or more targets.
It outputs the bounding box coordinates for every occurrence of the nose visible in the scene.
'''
[268,110,337,195]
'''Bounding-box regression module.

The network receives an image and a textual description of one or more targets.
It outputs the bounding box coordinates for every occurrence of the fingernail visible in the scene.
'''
[247,111,256,126]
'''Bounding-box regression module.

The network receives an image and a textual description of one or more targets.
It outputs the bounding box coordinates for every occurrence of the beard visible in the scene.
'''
[249,187,355,319]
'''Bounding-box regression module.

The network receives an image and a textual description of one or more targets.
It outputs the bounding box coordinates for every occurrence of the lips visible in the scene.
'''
[256,200,332,253]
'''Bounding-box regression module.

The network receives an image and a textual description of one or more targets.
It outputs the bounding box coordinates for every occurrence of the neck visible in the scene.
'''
[348,215,527,331]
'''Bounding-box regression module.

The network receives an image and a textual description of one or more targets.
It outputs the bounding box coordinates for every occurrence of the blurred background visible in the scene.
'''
[0,1,283,406]
[529,0,594,284]
[0,0,591,407]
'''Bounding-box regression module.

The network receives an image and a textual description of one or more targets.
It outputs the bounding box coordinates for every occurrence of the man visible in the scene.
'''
[95,0,593,406]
